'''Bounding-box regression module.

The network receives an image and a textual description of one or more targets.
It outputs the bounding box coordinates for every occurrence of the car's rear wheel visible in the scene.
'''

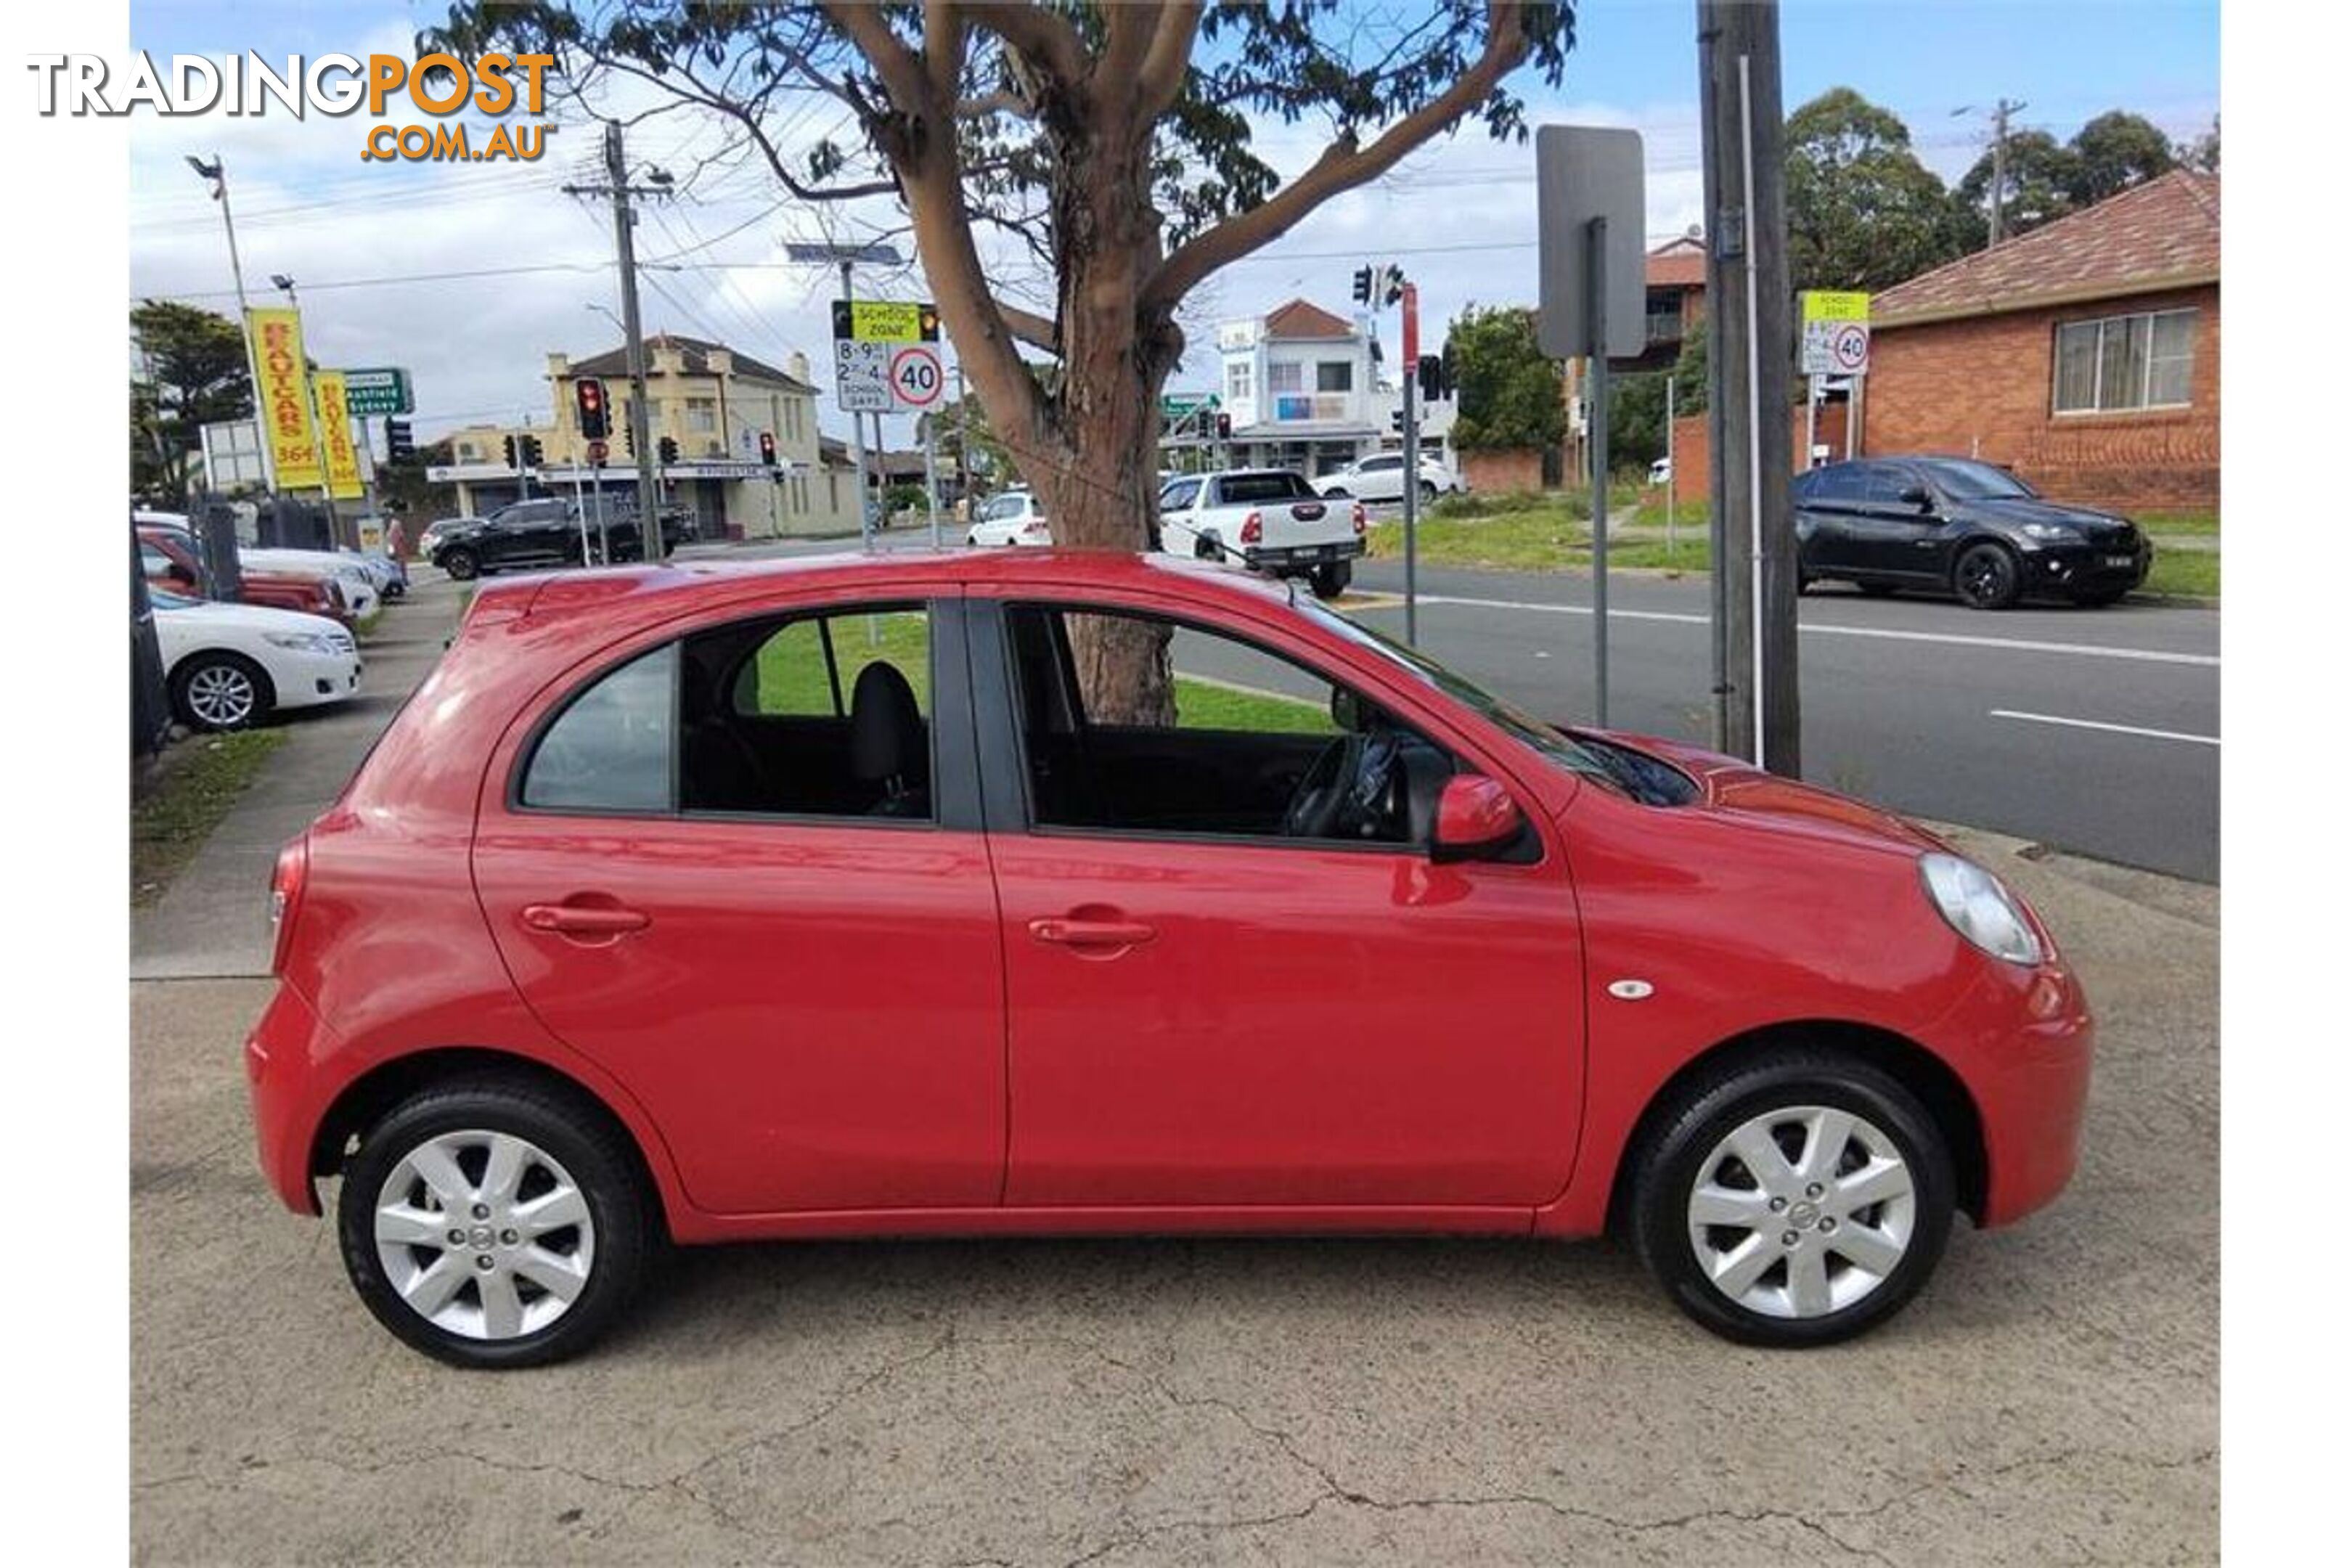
[1418,480,1438,504]
[336,1075,661,1368]
[1953,542,2022,610]
[440,547,479,581]
[171,652,273,732]
[1628,1047,1955,1347]
[1310,562,1352,600]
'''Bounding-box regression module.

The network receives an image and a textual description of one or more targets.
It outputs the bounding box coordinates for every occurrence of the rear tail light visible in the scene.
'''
[269,836,309,977]
[1352,502,1367,534]
[1240,511,1263,546]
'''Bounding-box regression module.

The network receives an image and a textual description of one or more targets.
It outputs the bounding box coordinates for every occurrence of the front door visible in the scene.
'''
[470,593,1007,1216]
[975,595,1585,1210]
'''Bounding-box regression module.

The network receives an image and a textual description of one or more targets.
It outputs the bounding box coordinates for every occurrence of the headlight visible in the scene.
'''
[264,631,336,653]
[2020,522,2078,542]
[1919,852,2043,965]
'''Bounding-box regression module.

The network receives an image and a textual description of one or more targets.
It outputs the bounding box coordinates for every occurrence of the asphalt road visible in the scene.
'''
[750,532,2219,880]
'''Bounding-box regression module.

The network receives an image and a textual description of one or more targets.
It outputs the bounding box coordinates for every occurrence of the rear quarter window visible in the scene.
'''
[519,644,678,812]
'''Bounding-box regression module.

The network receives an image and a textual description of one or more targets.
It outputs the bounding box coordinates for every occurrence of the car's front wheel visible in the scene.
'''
[1418,480,1438,504]
[1628,1047,1956,1347]
[336,1074,661,1368]
[171,652,273,732]
[1953,542,2022,610]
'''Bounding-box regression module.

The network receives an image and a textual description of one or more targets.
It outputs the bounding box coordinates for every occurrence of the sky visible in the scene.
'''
[123,0,2221,451]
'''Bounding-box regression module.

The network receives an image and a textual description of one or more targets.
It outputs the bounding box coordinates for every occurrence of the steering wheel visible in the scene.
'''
[1281,730,1403,840]
[1281,735,1363,839]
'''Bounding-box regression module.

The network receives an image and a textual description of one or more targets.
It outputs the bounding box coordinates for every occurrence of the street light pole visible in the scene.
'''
[187,155,276,495]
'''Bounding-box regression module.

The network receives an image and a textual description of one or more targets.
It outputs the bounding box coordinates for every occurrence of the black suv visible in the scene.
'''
[429,499,698,580]
[1792,457,2151,610]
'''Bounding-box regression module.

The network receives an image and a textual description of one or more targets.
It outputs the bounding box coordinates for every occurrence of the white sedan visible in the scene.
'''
[149,588,362,731]
[1312,452,1465,505]
[965,491,1052,547]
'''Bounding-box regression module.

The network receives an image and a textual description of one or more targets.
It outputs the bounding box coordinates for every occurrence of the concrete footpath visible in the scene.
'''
[130,570,2216,1565]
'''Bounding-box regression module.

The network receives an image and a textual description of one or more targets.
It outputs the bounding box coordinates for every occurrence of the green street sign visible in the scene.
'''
[340,367,413,417]
[1160,393,1220,418]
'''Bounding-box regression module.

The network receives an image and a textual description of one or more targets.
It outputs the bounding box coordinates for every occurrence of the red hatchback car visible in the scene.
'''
[247,552,2092,1366]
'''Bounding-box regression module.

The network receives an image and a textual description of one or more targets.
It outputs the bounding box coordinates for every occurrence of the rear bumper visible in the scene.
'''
[245,981,334,1214]
[1245,539,1365,572]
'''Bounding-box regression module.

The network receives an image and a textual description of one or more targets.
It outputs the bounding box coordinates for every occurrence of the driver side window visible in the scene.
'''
[1006,604,1455,846]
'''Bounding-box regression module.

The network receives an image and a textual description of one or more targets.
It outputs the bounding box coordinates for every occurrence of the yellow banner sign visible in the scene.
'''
[248,307,324,488]
[312,371,367,500]
[1800,290,1871,324]
[834,300,940,343]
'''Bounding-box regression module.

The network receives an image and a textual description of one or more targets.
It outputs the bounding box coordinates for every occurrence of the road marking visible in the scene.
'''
[1988,709,2220,747]
[1405,595,2218,668]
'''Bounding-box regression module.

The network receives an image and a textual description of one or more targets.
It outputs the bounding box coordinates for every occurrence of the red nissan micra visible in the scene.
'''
[245,551,2092,1367]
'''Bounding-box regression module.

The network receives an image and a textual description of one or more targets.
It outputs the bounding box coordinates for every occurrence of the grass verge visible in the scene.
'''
[2142,549,2218,599]
[131,730,287,907]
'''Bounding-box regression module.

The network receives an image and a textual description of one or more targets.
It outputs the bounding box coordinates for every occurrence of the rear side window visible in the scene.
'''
[1159,478,1200,510]
[520,645,677,811]
[1217,473,1317,505]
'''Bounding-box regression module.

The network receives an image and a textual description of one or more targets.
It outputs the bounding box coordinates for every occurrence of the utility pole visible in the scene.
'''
[953,362,970,522]
[1400,281,1421,645]
[566,124,669,557]
[1957,98,2028,248]
[1697,0,1800,774]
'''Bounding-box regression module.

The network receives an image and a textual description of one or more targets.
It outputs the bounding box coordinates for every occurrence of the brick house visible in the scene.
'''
[1861,169,2218,513]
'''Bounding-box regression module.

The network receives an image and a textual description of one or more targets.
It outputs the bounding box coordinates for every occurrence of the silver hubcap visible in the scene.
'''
[1686,1104,1916,1320]
[187,663,255,726]
[373,1130,595,1341]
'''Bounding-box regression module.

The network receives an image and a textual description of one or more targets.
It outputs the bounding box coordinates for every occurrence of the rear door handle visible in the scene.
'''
[522,903,651,936]
[1028,917,1156,948]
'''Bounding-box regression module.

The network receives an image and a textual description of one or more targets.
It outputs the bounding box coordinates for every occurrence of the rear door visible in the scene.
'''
[470,589,1008,1216]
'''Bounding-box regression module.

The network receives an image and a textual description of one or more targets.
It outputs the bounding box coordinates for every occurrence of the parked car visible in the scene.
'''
[1648,457,1673,486]
[1312,452,1464,505]
[1159,468,1365,598]
[966,490,1050,547]
[240,548,381,620]
[431,498,691,579]
[138,524,354,629]
[149,587,361,731]
[1793,457,2152,610]
[415,515,482,561]
[245,551,2090,1367]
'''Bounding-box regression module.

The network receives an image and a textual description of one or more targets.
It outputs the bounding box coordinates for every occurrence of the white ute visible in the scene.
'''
[1156,469,1366,599]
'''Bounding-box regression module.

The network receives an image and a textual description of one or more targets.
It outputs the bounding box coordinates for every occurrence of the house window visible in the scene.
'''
[1316,361,1353,393]
[1266,362,1304,394]
[686,397,719,433]
[2053,308,2196,414]
[1225,360,1254,402]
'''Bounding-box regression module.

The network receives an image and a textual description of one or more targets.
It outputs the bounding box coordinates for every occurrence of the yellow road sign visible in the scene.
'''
[832,300,941,343]
[1801,290,1871,324]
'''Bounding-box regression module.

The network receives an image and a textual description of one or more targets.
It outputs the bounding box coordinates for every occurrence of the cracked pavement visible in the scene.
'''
[131,575,2214,1565]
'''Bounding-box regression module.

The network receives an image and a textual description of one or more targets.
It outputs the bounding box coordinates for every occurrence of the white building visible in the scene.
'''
[1217,299,1387,476]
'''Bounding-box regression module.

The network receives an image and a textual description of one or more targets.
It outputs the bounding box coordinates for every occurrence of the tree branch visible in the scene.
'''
[997,302,1060,352]
[922,1,966,107]
[963,2,1090,89]
[1135,4,1205,123]
[818,0,936,120]
[1146,0,1535,308]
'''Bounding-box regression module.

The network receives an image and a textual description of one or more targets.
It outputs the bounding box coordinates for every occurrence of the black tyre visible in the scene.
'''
[171,651,274,732]
[1418,479,1438,503]
[1309,562,1352,600]
[1627,1046,1956,1348]
[1953,542,2022,610]
[336,1074,662,1369]
[440,546,480,581]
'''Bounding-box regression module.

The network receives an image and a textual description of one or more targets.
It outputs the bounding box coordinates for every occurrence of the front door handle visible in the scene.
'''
[522,902,651,937]
[1029,916,1156,949]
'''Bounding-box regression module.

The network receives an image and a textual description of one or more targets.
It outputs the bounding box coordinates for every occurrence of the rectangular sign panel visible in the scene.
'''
[830,300,941,343]
[1800,291,1871,324]
[312,371,367,499]
[247,307,324,488]
[341,367,412,417]
[1535,124,1647,360]
[833,338,893,412]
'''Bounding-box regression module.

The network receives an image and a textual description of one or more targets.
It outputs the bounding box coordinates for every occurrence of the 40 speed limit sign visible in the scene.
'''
[888,343,945,410]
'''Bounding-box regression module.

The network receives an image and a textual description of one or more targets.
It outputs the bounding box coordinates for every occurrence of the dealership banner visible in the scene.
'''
[246,306,324,488]
[312,369,366,500]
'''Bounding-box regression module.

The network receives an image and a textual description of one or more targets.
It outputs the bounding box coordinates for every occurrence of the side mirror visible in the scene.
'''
[1898,483,1932,509]
[1432,773,1524,862]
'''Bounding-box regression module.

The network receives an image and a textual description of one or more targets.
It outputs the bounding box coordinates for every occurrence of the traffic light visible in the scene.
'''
[1380,264,1404,307]
[1417,354,1442,401]
[502,434,520,470]
[384,418,415,462]
[659,436,680,466]
[574,377,610,439]
[519,433,544,468]
[1215,412,1232,441]
[1352,266,1373,304]
[1391,409,1405,434]
[757,430,775,467]
[1439,342,1456,399]
[623,422,636,458]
